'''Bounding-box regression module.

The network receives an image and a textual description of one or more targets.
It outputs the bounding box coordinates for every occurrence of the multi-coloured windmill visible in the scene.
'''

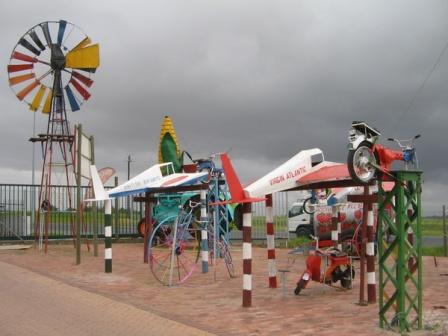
[7,20,100,252]
[7,20,99,112]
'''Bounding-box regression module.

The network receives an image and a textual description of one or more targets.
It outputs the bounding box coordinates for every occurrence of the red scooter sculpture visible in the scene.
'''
[295,236,354,295]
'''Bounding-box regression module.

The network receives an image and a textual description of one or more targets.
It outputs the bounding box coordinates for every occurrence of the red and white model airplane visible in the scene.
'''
[89,162,209,200]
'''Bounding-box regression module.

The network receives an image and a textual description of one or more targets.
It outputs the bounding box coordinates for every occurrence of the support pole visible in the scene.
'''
[266,194,277,288]
[443,205,447,257]
[331,205,338,248]
[104,199,112,273]
[337,208,342,251]
[242,202,252,307]
[200,188,209,273]
[366,194,376,304]
[359,186,368,305]
[76,124,82,265]
[90,135,98,257]
[114,176,119,239]
[143,194,152,263]
[407,210,415,270]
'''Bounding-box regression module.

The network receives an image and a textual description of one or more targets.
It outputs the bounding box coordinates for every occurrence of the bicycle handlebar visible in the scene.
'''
[386,135,421,150]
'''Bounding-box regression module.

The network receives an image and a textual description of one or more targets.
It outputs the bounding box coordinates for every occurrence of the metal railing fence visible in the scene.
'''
[0,184,293,241]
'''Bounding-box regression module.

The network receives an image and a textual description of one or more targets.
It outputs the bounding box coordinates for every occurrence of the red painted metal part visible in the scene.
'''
[305,255,322,282]
[373,144,403,171]
[8,64,34,72]
[72,71,93,87]
[70,77,91,100]
[12,51,37,63]
[217,153,265,204]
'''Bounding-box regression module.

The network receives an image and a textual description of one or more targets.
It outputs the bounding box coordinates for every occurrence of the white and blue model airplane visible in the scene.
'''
[89,162,209,201]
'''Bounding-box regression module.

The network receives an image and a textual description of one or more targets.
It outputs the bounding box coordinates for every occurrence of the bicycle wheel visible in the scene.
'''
[148,214,200,285]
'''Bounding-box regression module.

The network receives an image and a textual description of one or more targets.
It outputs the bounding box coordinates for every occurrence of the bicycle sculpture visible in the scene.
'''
[347,121,420,184]
[147,155,236,285]
[148,201,201,286]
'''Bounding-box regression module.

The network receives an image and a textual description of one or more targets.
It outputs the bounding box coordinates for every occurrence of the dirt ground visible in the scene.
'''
[0,241,447,336]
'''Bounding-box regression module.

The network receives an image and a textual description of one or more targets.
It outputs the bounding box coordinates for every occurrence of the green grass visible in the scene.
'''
[422,217,446,237]
[422,245,446,256]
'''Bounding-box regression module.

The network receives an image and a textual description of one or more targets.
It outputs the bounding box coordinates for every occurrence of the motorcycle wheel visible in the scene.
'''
[294,278,306,295]
[347,141,379,184]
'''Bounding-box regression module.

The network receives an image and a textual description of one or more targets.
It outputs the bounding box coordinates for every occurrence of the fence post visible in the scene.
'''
[443,205,447,257]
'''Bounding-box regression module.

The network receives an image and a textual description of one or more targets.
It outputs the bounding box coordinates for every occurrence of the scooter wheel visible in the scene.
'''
[294,279,306,295]
[341,277,352,289]
[347,141,379,184]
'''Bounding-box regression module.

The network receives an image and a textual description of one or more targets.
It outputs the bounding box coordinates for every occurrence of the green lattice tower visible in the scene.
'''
[378,171,422,333]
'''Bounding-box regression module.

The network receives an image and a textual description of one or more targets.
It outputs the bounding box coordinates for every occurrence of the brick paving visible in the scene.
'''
[0,260,213,336]
[0,242,447,335]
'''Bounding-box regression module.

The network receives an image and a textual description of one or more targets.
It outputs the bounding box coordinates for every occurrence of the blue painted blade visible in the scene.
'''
[57,20,67,46]
[65,85,80,111]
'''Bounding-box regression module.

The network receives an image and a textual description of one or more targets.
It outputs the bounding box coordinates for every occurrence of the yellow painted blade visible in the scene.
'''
[42,89,53,114]
[30,85,46,112]
[65,44,100,69]
[9,73,35,86]
[71,37,91,52]
[17,80,40,101]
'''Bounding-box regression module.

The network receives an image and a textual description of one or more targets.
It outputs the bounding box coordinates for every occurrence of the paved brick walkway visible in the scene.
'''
[1,243,447,335]
[0,261,214,336]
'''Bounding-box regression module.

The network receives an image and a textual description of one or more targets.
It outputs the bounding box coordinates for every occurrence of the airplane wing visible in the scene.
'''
[108,170,209,198]
[295,162,395,191]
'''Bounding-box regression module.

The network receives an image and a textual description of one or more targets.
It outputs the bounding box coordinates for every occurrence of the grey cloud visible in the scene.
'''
[0,0,447,214]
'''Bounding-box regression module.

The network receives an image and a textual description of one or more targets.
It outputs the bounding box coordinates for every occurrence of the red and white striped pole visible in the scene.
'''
[331,205,338,248]
[265,194,277,288]
[242,202,252,307]
[366,199,376,304]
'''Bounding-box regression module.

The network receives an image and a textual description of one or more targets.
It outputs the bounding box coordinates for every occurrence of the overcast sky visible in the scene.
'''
[0,0,447,215]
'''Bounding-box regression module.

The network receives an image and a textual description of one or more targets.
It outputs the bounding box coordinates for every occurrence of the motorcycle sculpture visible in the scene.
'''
[294,236,354,295]
[347,121,420,184]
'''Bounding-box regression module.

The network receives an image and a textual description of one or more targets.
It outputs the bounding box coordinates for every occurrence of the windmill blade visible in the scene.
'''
[19,38,41,56]
[12,51,37,63]
[9,73,35,86]
[65,86,80,111]
[57,20,67,46]
[8,64,34,73]
[77,68,97,73]
[30,85,46,111]
[40,22,52,46]
[16,80,40,101]
[65,44,100,69]
[72,71,93,87]
[71,37,91,52]
[29,29,45,51]
[42,89,53,114]
[70,77,91,100]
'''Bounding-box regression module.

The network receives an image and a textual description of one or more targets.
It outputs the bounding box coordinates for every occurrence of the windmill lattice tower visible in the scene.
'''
[7,20,100,251]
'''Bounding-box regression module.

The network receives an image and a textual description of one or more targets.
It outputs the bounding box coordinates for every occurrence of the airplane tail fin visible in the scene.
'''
[216,153,265,205]
[89,165,109,200]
